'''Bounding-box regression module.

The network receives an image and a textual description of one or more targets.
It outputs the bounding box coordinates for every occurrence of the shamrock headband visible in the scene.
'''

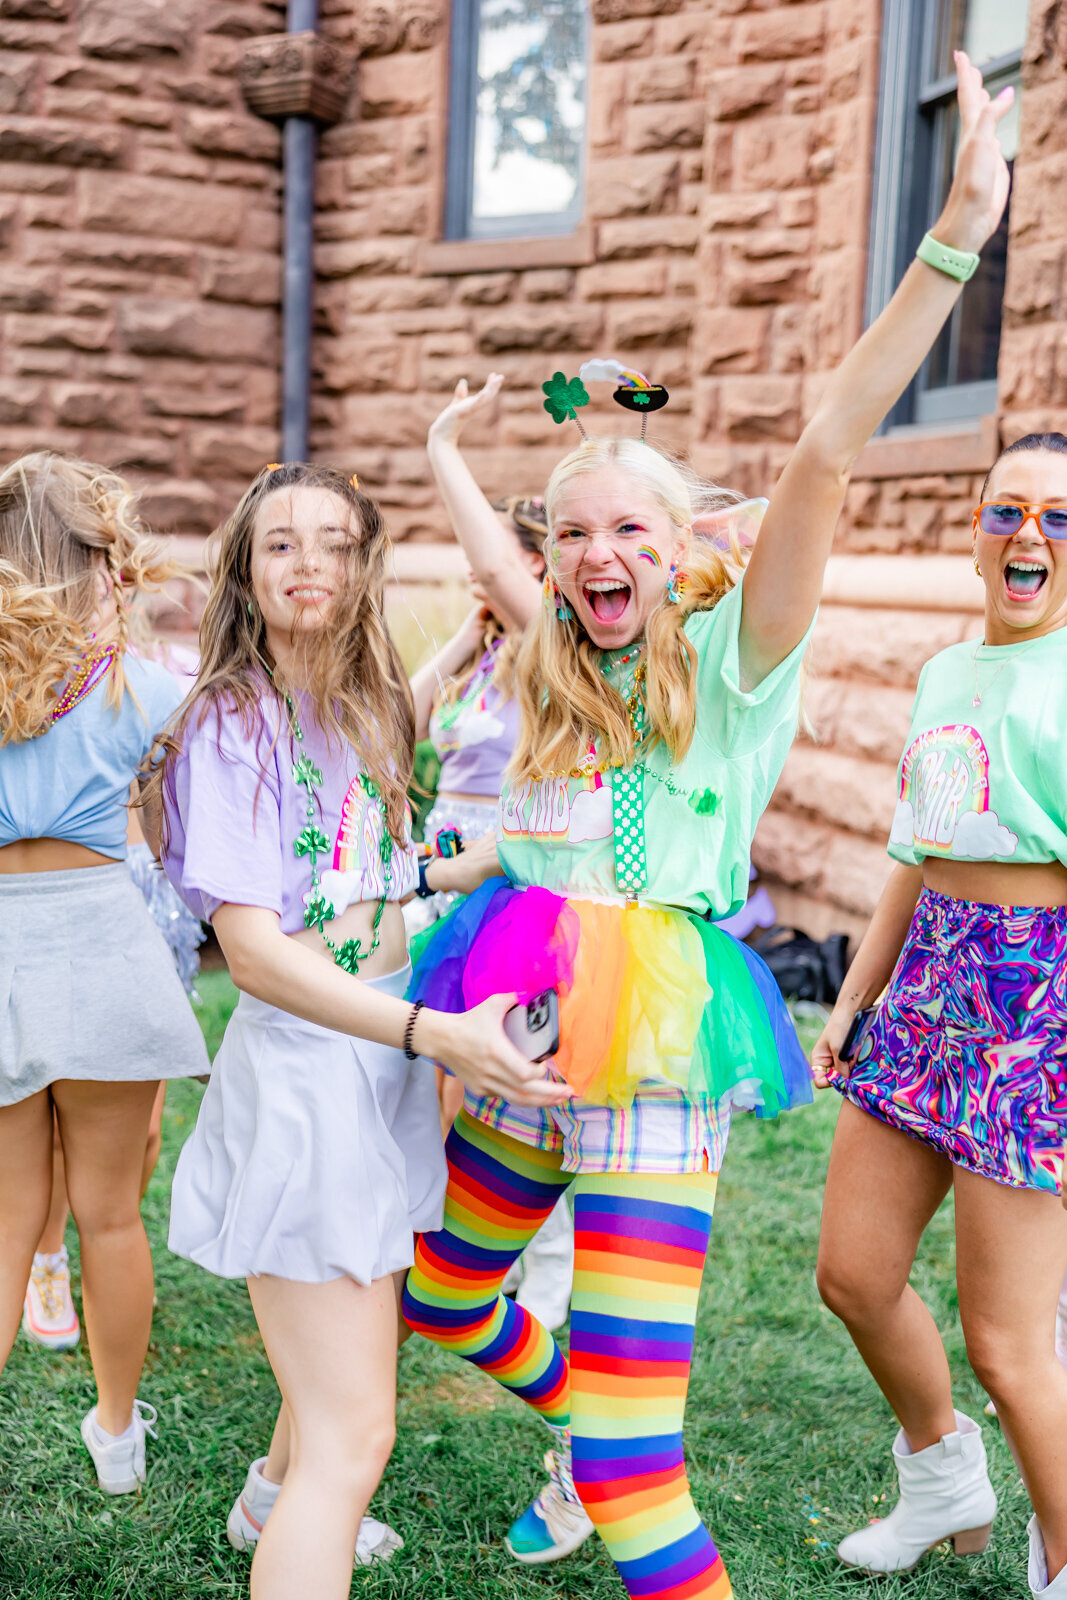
[542,359,669,442]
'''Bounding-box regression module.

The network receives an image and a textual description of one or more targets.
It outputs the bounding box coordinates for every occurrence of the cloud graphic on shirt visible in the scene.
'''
[568,785,614,844]
[453,708,505,749]
[890,798,915,847]
[951,809,1018,860]
[890,797,1018,860]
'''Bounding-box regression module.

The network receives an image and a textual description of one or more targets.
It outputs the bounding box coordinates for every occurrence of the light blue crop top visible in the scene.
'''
[0,657,184,860]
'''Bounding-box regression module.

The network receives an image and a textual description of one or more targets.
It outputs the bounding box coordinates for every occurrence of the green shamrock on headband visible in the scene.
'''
[542,371,590,426]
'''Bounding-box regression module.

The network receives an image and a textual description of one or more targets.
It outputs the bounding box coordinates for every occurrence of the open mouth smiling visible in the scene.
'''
[582,578,632,623]
[285,585,333,604]
[1003,558,1049,601]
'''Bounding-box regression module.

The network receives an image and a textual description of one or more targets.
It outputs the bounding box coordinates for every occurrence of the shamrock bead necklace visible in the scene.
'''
[284,692,392,975]
[435,639,499,735]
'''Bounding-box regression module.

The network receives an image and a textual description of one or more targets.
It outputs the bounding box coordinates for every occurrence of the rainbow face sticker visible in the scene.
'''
[636,546,662,567]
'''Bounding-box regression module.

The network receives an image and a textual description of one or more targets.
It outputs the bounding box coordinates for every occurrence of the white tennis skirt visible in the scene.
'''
[168,965,446,1285]
[0,863,209,1106]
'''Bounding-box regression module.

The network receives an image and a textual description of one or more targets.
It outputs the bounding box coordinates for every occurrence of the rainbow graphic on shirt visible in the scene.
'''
[891,724,1017,859]
[636,546,662,567]
[333,779,386,880]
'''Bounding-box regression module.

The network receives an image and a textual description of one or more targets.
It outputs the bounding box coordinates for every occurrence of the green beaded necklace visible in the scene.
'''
[284,692,393,975]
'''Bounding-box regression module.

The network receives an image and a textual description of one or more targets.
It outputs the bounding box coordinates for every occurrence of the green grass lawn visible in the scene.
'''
[0,974,1031,1599]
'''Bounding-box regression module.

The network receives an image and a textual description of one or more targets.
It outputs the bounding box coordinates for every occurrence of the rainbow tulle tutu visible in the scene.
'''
[408,878,812,1115]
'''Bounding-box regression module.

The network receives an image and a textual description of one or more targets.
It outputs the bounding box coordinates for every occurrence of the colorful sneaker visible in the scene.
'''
[23,1248,80,1351]
[505,1428,594,1566]
[80,1400,157,1494]
[226,1457,404,1565]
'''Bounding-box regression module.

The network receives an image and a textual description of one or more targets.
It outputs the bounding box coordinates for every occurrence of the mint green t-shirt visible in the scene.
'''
[888,624,1067,867]
[497,579,812,920]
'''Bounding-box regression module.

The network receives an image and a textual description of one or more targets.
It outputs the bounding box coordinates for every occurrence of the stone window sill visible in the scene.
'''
[852,413,999,480]
[417,223,594,276]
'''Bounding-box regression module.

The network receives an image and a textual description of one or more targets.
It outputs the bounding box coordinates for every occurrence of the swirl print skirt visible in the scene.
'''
[835,889,1067,1193]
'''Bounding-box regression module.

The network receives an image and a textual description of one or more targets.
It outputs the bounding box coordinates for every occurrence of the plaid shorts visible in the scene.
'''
[464,1083,731,1176]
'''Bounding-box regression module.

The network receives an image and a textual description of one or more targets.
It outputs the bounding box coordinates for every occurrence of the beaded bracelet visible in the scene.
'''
[403,999,425,1061]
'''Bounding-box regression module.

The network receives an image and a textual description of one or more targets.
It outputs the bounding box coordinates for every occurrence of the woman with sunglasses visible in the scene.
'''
[812,429,1067,1596]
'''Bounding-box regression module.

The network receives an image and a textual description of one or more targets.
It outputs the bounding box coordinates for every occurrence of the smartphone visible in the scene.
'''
[503,989,560,1064]
[840,1005,877,1064]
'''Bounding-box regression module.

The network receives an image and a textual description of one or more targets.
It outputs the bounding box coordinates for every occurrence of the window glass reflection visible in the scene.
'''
[471,0,587,225]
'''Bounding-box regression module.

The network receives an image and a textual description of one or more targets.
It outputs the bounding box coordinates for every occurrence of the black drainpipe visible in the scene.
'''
[282,0,318,463]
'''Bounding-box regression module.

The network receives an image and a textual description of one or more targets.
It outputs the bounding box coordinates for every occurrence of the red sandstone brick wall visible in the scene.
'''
[0,0,1063,934]
[0,0,285,546]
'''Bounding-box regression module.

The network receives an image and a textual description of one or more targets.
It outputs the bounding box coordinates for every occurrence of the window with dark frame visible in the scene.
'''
[444,0,588,243]
[867,0,1028,430]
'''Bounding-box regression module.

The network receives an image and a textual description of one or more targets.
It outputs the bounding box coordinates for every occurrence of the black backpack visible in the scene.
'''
[750,926,850,1005]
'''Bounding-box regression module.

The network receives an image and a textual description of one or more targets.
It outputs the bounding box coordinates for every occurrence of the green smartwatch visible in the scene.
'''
[915,231,980,283]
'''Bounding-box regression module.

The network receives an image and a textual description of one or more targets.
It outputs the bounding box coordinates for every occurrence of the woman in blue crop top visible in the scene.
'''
[813,428,1067,1595]
[0,452,208,1498]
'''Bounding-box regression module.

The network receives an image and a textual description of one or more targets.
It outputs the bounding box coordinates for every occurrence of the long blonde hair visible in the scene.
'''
[0,452,181,745]
[149,463,414,842]
[511,438,744,782]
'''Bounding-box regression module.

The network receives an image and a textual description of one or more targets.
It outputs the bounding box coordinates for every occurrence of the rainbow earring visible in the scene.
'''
[666,563,684,605]
[543,573,573,622]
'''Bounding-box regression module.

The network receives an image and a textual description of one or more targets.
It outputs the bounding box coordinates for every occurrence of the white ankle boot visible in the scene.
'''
[1029,1516,1067,1596]
[838,1410,996,1573]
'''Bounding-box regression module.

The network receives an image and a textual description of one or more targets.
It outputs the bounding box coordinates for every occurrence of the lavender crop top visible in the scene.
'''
[162,688,418,933]
[428,645,520,797]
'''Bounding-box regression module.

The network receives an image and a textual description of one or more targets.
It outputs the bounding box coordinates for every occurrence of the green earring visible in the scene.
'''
[247,599,255,618]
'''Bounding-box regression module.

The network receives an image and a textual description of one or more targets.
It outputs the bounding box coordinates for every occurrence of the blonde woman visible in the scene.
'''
[401,54,1011,1600]
[0,453,209,1492]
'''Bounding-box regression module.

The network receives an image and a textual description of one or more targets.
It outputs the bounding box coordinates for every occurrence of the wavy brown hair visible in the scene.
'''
[436,495,548,709]
[150,463,414,842]
[0,451,182,745]
[511,438,745,782]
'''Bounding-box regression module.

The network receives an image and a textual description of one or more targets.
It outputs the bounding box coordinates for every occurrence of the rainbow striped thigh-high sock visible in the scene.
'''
[568,1171,732,1600]
[402,1109,572,1422]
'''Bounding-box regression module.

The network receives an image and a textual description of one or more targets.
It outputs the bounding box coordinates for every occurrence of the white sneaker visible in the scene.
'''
[226,1457,404,1565]
[505,1427,594,1565]
[80,1400,157,1494]
[23,1249,80,1351]
[837,1410,996,1573]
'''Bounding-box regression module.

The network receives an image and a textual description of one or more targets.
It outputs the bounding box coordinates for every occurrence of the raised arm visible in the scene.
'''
[410,606,486,741]
[739,53,1013,686]
[427,375,543,630]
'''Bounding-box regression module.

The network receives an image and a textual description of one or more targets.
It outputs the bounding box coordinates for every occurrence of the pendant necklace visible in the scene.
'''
[971,637,1042,708]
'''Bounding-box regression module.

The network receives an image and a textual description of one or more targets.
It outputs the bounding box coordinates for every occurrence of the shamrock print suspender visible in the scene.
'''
[612,765,648,896]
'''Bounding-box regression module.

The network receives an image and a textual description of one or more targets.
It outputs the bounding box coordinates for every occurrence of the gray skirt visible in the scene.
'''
[0,863,209,1106]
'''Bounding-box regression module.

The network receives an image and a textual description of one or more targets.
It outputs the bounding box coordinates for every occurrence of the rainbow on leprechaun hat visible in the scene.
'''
[541,358,670,441]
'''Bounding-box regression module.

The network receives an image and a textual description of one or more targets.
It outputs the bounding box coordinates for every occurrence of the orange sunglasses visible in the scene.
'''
[974,502,1067,540]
